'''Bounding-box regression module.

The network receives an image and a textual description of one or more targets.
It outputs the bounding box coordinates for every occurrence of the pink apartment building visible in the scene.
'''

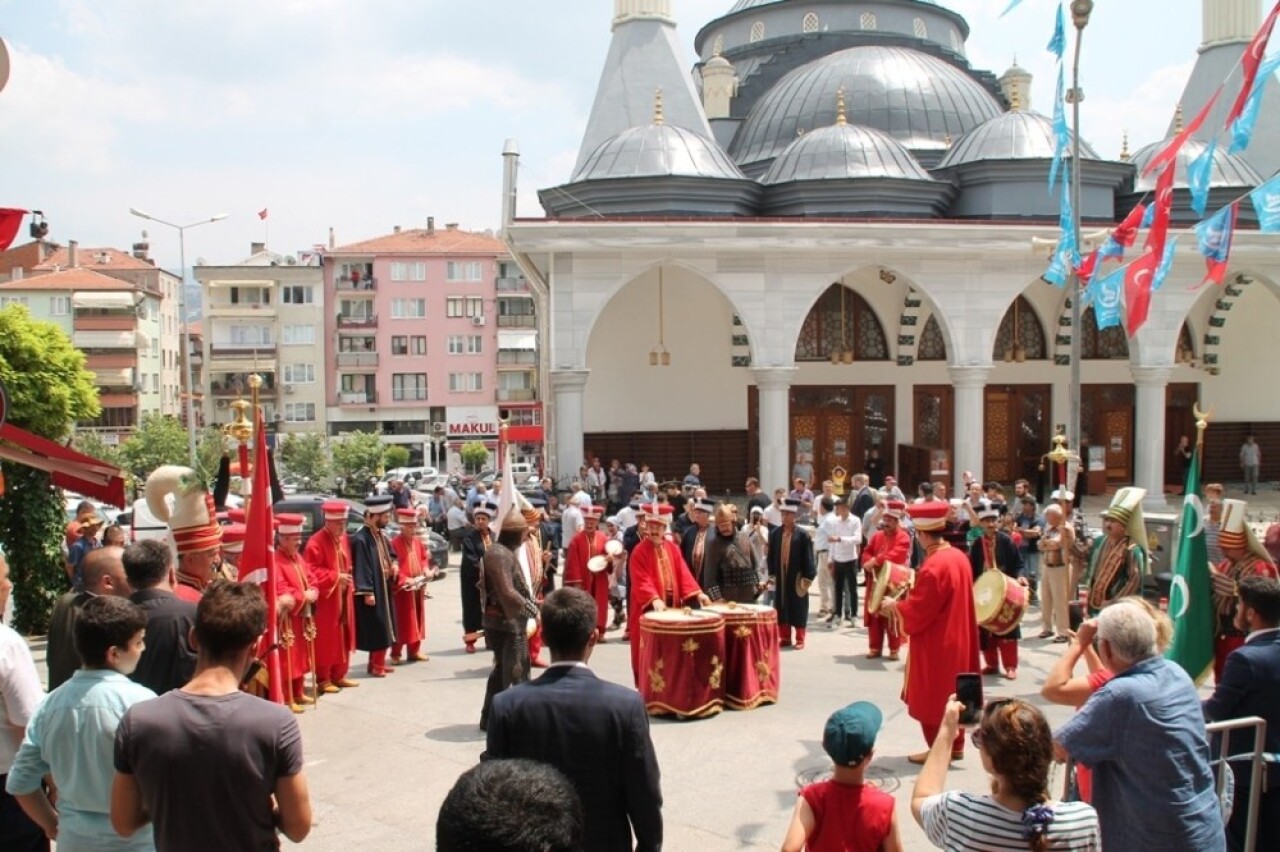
[322,220,541,471]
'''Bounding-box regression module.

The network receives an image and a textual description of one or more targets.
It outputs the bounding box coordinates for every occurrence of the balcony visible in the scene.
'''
[337,313,377,329]
[338,391,378,406]
[211,384,278,397]
[98,392,140,407]
[85,352,139,370]
[496,314,535,328]
[496,350,537,366]
[73,315,136,332]
[496,388,537,402]
[496,276,530,294]
[210,344,277,358]
[335,277,378,292]
[336,352,379,368]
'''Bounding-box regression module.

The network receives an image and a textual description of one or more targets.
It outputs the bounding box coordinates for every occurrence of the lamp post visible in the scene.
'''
[1065,0,1094,458]
[128,207,227,467]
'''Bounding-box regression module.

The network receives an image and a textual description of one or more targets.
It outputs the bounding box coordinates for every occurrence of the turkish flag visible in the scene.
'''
[1125,251,1159,338]
[1142,91,1221,178]
[1227,1,1280,125]
[0,209,27,252]
[258,208,268,220]
[1112,202,1147,249]
[238,406,284,704]
[1145,162,1177,261]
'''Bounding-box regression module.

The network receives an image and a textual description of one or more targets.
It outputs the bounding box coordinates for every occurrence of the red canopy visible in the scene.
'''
[0,423,127,508]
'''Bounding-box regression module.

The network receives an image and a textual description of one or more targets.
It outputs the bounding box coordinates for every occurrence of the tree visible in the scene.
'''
[0,305,100,633]
[195,426,228,487]
[118,413,190,486]
[278,432,331,492]
[330,431,385,496]
[461,441,489,473]
[72,430,123,470]
[383,444,410,470]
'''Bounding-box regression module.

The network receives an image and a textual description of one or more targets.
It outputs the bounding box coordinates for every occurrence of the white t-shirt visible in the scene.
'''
[0,623,44,773]
[921,790,1100,851]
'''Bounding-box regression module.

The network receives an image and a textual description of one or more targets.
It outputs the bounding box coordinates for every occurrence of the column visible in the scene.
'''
[550,369,590,483]
[949,366,991,495]
[752,367,796,492]
[1132,365,1172,512]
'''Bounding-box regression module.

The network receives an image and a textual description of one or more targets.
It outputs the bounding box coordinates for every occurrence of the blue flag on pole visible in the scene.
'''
[1196,203,1237,286]
[1047,3,1066,59]
[1187,138,1217,217]
[1249,174,1280,232]
[1152,236,1179,292]
[1000,0,1028,17]
[1049,66,1068,190]
[1229,53,1280,154]
[1092,264,1125,329]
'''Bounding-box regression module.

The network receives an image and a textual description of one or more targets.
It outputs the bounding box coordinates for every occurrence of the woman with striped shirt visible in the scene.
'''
[911,697,1100,851]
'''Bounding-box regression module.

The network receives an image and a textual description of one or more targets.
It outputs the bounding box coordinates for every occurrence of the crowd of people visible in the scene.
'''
[2,454,1279,851]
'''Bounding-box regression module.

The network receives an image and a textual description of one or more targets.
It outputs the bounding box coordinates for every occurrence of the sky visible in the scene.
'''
[0,0,1209,273]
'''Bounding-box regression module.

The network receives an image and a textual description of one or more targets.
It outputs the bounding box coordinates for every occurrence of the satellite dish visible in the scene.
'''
[0,37,10,95]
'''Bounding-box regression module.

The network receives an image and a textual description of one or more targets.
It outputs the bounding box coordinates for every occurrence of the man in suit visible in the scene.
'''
[1204,576,1280,851]
[122,540,198,695]
[768,498,816,649]
[485,587,663,852]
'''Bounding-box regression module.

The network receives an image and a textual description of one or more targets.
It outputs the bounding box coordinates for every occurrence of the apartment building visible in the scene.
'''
[322,220,542,469]
[195,244,327,437]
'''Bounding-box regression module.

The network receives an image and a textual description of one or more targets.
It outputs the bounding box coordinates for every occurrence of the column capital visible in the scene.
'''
[1130,365,1173,387]
[947,365,992,389]
[752,366,797,391]
[549,368,590,392]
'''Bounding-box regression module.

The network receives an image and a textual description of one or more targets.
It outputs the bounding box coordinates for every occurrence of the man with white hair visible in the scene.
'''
[1035,503,1074,641]
[1055,601,1224,851]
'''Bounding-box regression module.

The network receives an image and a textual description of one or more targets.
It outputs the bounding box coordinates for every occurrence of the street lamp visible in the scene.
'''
[128,207,228,467]
[1065,0,1094,459]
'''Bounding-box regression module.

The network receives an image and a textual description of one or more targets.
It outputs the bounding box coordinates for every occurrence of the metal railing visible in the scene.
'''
[496,388,536,402]
[496,314,535,328]
[1207,716,1269,852]
[495,276,528,292]
[338,391,377,405]
[337,313,377,328]
[335,277,378,292]
[336,352,379,367]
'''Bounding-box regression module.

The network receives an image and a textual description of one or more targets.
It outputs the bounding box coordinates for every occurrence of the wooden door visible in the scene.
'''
[1102,408,1133,483]
[984,389,1016,484]
[1164,383,1199,489]
[983,385,1051,487]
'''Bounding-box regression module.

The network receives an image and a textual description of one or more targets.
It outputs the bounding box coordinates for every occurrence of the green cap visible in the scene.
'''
[823,701,882,766]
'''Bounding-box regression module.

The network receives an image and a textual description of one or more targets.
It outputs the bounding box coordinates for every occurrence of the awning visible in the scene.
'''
[73,330,136,349]
[92,367,134,385]
[506,425,544,443]
[72,291,137,310]
[497,331,537,351]
[0,423,127,507]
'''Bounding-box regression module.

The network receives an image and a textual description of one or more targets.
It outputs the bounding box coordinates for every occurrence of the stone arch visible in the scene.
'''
[992,294,1048,361]
[794,284,889,362]
[1199,271,1280,374]
[916,313,948,361]
[1052,287,1127,364]
[820,263,957,367]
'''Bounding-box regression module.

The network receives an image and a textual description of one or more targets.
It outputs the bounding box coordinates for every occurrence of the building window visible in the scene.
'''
[992,296,1048,361]
[0,296,29,308]
[750,21,765,42]
[802,12,820,33]
[449,333,484,355]
[391,298,426,319]
[391,335,408,355]
[284,402,316,422]
[230,326,272,346]
[282,286,314,304]
[446,298,463,318]
[447,335,463,354]
[390,262,426,282]
[228,287,269,305]
[410,335,426,355]
[339,336,375,352]
[283,364,316,383]
[282,324,316,345]
[949,28,962,51]
[50,295,70,315]
[497,371,533,391]
[466,297,483,317]
[860,12,877,30]
[446,261,483,281]
[1080,308,1130,360]
[447,297,484,318]
[506,408,541,427]
[794,285,889,361]
[913,17,928,38]
[392,373,428,401]
[449,372,483,392]
[467,335,483,354]
[712,34,724,55]
[917,315,947,361]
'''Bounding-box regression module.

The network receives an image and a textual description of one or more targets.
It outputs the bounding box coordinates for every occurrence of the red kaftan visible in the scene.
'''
[564,530,611,632]
[627,537,704,684]
[302,530,356,679]
[273,549,315,682]
[391,533,430,647]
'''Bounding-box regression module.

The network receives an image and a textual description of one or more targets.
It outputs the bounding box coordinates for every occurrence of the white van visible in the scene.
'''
[129,496,170,544]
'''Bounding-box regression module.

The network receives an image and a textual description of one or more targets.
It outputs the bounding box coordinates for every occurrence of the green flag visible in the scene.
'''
[1165,442,1215,683]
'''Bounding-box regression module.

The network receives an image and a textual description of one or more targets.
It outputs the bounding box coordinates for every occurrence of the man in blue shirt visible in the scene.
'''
[1055,601,1225,851]
[66,515,105,591]
[6,596,156,850]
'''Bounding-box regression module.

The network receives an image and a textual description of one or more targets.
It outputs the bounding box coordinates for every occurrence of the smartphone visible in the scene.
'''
[956,673,983,725]
[1068,600,1086,633]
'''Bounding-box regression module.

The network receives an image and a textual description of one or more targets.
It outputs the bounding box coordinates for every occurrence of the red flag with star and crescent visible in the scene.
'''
[1145,162,1177,260]
[0,209,27,252]
[1142,92,1221,178]
[237,405,284,704]
[1125,250,1159,338]
[1226,1,1280,126]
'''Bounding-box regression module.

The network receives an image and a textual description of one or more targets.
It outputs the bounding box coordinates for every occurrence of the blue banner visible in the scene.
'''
[1187,138,1216,217]
[1196,205,1234,265]
[1152,236,1179,292]
[1000,0,1028,17]
[1249,174,1280,233]
[1049,65,1068,190]
[1047,3,1066,59]
[1229,53,1280,154]
[1093,264,1125,329]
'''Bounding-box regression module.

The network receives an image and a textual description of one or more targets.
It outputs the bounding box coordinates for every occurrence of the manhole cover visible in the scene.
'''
[795,763,900,793]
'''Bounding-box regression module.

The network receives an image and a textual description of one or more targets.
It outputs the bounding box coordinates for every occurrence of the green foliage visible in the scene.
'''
[278,432,331,491]
[195,426,228,486]
[461,441,489,473]
[383,444,410,470]
[72,430,124,469]
[331,431,385,495]
[0,464,67,633]
[118,413,190,485]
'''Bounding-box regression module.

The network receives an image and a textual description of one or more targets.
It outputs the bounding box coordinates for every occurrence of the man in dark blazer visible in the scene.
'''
[767,498,816,649]
[485,587,662,852]
[122,540,198,694]
[1204,575,1280,851]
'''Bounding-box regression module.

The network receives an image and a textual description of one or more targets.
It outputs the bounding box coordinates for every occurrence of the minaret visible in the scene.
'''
[1202,0,1260,47]
[999,61,1033,112]
[700,48,737,120]
[573,0,714,174]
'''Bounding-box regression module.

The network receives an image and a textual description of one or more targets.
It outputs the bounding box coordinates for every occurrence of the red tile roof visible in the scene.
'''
[33,246,155,271]
[328,227,506,256]
[0,267,144,291]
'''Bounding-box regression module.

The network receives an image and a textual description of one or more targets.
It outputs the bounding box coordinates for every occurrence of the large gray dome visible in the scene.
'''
[726,0,944,12]
[730,46,1003,171]
[1129,136,1262,191]
[572,124,747,182]
[937,110,1099,168]
[762,122,932,184]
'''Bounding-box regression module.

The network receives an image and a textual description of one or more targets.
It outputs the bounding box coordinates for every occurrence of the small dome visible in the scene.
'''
[572,123,746,182]
[762,122,933,184]
[937,111,1099,168]
[705,53,733,70]
[1129,136,1262,191]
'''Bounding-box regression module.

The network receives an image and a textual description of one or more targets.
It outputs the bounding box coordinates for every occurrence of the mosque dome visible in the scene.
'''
[572,122,747,182]
[730,46,1003,172]
[761,121,932,184]
[725,0,944,12]
[937,110,1099,169]
[1129,136,1262,191]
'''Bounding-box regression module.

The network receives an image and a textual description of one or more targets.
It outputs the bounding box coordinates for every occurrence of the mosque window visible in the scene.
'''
[750,21,765,42]
[917,314,947,361]
[794,285,889,362]
[803,12,820,33]
[992,296,1047,361]
[713,34,724,55]
[860,12,878,30]
[949,29,962,51]
[913,17,928,39]
[1079,307,1130,360]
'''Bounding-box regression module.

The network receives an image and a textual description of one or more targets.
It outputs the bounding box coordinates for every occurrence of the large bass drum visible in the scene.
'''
[973,571,1028,636]
[638,609,725,719]
[705,602,780,710]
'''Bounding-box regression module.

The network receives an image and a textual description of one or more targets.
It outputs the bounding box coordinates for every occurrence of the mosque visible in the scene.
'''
[504,0,1279,507]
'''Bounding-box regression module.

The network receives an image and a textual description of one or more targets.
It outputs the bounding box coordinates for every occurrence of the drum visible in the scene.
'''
[638,609,726,719]
[867,562,914,613]
[706,602,780,710]
[587,555,609,573]
[973,571,1028,636]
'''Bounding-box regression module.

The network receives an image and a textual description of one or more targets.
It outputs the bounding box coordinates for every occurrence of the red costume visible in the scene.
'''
[564,528,612,634]
[302,525,356,686]
[861,524,911,656]
[627,533,703,685]
[273,546,315,703]
[390,530,430,661]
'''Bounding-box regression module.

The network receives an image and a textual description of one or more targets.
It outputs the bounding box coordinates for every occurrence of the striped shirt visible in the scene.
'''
[920,791,1100,851]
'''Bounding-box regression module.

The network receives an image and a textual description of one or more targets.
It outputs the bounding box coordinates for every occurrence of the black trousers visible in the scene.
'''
[460,562,483,634]
[831,559,859,621]
[479,623,530,729]
[0,777,49,852]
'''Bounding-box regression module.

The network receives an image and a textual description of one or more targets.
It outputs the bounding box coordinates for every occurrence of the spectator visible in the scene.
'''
[1054,600,1224,850]
[682,463,702,491]
[881,475,905,502]
[1202,576,1280,851]
[1036,504,1074,642]
[485,588,661,851]
[47,546,132,691]
[821,497,862,628]
[791,454,814,489]
[1,601,47,851]
[7,596,155,851]
[446,498,470,552]
[122,541,197,696]
[1239,435,1261,495]
[783,701,901,851]
[788,478,815,509]
[102,525,127,548]
[427,487,449,535]
[67,514,105,590]
[65,500,96,548]
[864,448,884,489]
[1205,485,1225,565]
[1015,496,1044,607]
[744,477,770,515]
[111,582,312,850]
[912,697,1100,850]
[437,759,583,852]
